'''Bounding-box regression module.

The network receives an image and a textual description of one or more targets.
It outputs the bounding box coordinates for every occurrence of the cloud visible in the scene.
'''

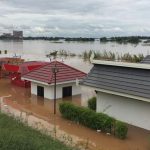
[0,0,150,37]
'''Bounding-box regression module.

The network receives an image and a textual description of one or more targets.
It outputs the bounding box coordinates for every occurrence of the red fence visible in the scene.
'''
[10,73,31,88]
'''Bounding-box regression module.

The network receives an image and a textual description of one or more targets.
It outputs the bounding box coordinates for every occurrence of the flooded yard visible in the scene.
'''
[0,78,150,150]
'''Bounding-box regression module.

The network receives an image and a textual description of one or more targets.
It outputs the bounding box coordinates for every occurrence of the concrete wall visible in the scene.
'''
[31,82,37,95]
[31,82,81,100]
[97,91,150,130]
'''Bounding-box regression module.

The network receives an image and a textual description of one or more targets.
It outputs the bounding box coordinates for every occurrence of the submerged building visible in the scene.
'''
[22,61,86,99]
[82,59,150,130]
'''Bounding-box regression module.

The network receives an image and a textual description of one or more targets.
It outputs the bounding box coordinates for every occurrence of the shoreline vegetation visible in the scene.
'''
[0,48,144,63]
[82,50,144,62]
[45,50,144,63]
[1,36,150,44]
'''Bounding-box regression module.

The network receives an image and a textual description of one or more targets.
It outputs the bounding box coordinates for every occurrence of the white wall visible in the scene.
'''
[81,86,95,107]
[31,82,37,95]
[97,91,150,130]
[31,82,81,100]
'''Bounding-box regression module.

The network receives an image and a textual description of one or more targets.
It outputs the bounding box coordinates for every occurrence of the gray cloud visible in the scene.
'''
[0,0,150,37]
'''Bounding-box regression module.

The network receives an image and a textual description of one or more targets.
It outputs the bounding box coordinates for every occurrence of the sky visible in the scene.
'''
[0,0,150,37]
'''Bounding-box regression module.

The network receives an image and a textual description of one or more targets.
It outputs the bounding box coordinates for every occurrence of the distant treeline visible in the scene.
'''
[22,37,95,42]
[23,36,150,43]
[100,36,143,44]
[23,37,95,42]
[65,37,95,42]
[0,36,21,40]
[23,37,62,40]
[2,35,150,44]
[100,36,150,44]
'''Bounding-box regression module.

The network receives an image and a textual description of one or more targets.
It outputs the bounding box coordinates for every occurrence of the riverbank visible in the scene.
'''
[0,112,74,150]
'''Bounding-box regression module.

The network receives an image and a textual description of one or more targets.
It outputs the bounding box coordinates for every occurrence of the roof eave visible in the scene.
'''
[92,59,150,70]
[22,77,49,86]
[82,84,150,103]
[21,77,82,86]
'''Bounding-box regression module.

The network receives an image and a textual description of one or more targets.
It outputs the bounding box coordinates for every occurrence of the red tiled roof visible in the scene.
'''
[22,61,87,84]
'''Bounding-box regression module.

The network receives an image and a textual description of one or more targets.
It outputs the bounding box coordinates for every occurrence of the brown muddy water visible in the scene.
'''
[0,79,150,150]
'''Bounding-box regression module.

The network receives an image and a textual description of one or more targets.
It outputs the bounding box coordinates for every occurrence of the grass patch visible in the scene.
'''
[0,113,74,150]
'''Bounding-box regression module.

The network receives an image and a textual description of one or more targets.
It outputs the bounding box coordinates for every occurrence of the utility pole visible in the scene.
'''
[52,63,59,114]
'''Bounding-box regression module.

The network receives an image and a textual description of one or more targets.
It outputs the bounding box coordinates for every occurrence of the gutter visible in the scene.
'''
[92,60,150,70]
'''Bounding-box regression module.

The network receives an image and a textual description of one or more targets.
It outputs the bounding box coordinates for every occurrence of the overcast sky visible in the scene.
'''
[0,0,150,37]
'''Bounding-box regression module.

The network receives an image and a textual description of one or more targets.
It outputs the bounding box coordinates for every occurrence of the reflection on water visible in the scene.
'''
[36,97,45,106]
[0,40,150,56]
[0,78,94,116]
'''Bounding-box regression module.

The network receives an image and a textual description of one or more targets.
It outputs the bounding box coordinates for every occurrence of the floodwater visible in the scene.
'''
[0,79,150,150]
[0,40,150,150]
[0,40,150,56]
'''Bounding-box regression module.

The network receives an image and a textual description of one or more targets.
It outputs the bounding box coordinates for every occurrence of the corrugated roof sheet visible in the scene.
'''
[2,61,48,74]
[82,64,150,99]
[22,61,87,84]
[140,55,150,64]
[18,61,48,74]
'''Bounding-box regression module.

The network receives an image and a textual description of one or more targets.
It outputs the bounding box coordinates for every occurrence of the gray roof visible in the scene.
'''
[140,55,150,64]
[82,64,150,100]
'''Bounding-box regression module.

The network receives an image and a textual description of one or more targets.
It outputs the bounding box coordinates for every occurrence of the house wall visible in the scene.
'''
[31,82,81,100]
[97,91,150,130]
[31,82,37,95]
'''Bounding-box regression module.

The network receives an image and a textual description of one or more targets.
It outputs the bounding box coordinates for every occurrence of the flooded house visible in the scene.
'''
[22,61,86,99]
[82,59,150,130]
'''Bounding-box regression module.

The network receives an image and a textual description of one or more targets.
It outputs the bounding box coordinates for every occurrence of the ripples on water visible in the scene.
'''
[0,40,149,56]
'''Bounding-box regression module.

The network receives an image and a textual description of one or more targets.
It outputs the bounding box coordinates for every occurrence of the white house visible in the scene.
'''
[82,59,150,130]
[22,61,86,99]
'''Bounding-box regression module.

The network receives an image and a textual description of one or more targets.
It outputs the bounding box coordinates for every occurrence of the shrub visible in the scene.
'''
[88,97,96,111]
[59,102,128,139]
[59,102,80,122]
[78,107,97,129]
[115,121,128,139]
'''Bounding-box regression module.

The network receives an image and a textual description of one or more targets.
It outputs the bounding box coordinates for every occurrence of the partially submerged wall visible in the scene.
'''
[31,82,81,100]
[97,91,150,130]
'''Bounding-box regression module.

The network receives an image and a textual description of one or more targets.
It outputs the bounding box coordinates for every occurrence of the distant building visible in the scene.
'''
[13,30,23,39]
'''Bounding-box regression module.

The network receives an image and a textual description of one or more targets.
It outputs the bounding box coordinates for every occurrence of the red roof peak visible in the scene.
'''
[22,60,87,84]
